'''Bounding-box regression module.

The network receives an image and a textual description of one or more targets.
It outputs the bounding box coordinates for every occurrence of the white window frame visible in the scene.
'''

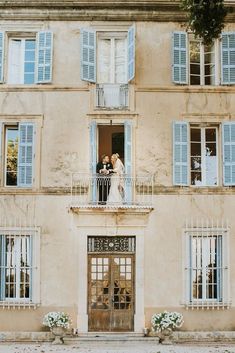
[189,35,220,86]
[190,125,219,187]
[0,228,40,307]
[97,32,128,84]
[183,227,230,309]
[7,36,36,85]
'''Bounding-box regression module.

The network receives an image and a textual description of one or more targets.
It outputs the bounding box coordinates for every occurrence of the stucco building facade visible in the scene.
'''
[0,0,235,334]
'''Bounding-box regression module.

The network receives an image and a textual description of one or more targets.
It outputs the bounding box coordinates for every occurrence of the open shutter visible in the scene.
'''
[221,33,235,85]
[127,25,135,82]
[173,121,189,186]
[0,235,5,300]
[81,28,96,83]
[0,32,4,83]
[0,123,2,180]
[124,120,132,203]
[172,32,188,84]
[90,121,97,203]
[18,123,35,188]
[222,122,235,185]
[36,31,53,83]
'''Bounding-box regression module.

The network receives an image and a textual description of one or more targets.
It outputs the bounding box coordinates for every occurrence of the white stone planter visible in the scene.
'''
[160,328,173,345]
[50,326,66,345]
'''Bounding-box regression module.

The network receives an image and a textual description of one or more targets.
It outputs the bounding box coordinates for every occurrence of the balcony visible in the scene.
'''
[96,84,129,109]
[70,173,153,211]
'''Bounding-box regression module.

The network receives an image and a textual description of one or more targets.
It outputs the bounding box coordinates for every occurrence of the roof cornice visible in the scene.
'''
[0,1,234,22]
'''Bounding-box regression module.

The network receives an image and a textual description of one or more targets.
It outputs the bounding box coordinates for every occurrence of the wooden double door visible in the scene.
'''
[88,254,135,332]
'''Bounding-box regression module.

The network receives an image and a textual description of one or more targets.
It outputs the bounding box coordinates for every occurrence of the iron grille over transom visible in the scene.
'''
[88,236,136,253]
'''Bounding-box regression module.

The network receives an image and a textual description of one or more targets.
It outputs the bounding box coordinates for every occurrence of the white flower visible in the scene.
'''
[151,311,184,332]
[43,312,71,329]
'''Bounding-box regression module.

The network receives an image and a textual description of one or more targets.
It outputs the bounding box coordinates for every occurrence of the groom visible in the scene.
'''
[96,154,112,204]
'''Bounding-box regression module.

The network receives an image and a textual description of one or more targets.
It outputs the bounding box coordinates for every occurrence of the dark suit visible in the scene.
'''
[96,162,112,203]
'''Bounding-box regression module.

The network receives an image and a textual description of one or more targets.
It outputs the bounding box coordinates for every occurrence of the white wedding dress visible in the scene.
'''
[107,159,125,204]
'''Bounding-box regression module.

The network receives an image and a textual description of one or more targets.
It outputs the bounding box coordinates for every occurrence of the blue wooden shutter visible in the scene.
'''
[0,32,4,83]
[0,123,2,179]
[18,123,35,188]
[90,121,97,202]
[221,33,235,85]
[222,122,235,186]
[127,25,135,82]
[36,31,53,83]
[124,120,132,203]
[81,28,96,83]
[172,32,188,84]
[173,121,189,185]
[0,235,5,301]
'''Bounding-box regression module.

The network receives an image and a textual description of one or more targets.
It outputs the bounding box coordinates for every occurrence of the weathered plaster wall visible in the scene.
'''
[0,20,235,332]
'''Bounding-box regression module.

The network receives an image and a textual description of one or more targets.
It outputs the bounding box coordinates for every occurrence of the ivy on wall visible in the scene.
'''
[180,0,227,44]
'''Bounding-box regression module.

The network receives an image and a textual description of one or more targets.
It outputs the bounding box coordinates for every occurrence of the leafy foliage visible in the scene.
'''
[181,0,227,44]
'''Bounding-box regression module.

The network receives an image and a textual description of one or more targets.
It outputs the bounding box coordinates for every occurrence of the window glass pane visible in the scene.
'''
[190,41,201,85]
[205,128,218,185]
[3,235,31,300]
[6,128,18,186]
[204,43,215,85]
[97,38,111,83]
[190,128,202,185]
[24,39,36,84]
[8,39,22,84]
[190,235,222,301]
[115,38,127,84]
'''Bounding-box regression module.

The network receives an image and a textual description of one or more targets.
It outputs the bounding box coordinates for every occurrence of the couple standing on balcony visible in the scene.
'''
[96,153,125,204]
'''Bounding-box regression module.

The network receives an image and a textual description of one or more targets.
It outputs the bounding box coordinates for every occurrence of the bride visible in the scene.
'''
[107,153,125,204]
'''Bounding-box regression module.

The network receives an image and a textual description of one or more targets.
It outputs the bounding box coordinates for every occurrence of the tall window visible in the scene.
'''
[4,123,35,188]
[189,37,216,85]
[97,34,127,84]
[8,38,36,84]
[190,126,218,186]
[185,230,229,308]
[0,234,32,301]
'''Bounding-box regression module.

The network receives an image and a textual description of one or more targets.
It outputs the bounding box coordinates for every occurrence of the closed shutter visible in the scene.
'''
[90,121,97,203]
[127,25,135,82]
[18,123,35,188]
[81,28,96,83]
[0,32,4,83]
[36,31,53,83]
[172,32,188,84]
[221,33,235,85]
[222,122,235,185]
[124,120,132,203]
[173,121,189,185]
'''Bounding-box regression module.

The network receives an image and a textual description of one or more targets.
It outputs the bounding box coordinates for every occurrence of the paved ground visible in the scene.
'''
[0,342,235,353]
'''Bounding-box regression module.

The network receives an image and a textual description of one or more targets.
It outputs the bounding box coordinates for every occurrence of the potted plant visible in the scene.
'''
[43,311,71,344]
[151,311,184,344]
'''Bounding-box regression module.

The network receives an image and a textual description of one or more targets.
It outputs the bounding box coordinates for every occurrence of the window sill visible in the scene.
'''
[183,301,231,309]
[0,301,40,309]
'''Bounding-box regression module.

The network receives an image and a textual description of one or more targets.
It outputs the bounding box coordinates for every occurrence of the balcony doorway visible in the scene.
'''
[98,125,124,164]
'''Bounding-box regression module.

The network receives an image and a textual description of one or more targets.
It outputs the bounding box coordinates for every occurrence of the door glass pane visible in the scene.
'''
[112,257,132,310]
[90,257,110,310]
